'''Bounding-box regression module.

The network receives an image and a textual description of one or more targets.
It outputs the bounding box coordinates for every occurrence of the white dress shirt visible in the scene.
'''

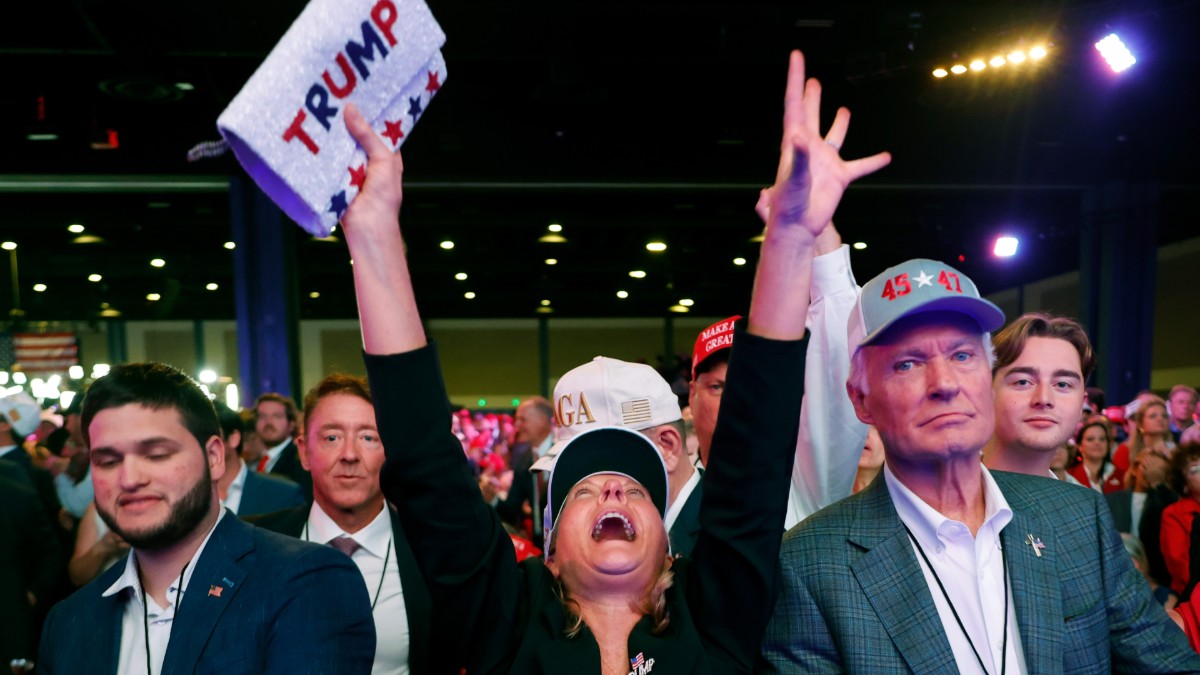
[258,438,292,473]
[887,465,1028,675]
[786,244,870,529]
[664,468,701,535]
[307,503,409,675]
[1132,491,1148,538]
[221,460,249,515]
[103,509,226,675]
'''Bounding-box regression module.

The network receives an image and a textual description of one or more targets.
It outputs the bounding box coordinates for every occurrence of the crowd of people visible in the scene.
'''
[3,48,1200,673]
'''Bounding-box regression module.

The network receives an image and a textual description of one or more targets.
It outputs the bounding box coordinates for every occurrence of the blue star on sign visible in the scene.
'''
[328,190,348,217]
[408,96,423,121]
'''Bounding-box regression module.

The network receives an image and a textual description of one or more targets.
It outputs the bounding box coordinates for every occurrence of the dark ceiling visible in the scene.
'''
[1,0,1197,321]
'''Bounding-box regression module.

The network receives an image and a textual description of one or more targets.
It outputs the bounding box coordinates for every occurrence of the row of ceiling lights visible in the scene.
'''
[932,45,1049,78]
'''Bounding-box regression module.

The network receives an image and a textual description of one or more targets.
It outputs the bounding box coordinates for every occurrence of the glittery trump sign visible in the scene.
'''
[217,0,446,236]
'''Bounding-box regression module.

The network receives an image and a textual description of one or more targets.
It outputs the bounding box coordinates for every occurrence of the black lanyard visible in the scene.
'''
[303,522,391,610]
[139,560,190,675]
[902,523,1009,675]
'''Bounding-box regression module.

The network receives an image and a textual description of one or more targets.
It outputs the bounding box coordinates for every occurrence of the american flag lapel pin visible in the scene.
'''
[1026,533,1045,558]
[208,585,223,598]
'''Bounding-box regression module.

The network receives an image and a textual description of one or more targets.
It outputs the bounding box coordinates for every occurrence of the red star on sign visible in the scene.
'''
[425,70,441,94]
[348,164,366,190]
[381,119,405,146]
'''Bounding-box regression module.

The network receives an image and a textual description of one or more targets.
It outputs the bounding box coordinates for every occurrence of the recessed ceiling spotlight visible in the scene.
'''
[150,258,165,268]
[68,224,85,234]
[88,274,102,282]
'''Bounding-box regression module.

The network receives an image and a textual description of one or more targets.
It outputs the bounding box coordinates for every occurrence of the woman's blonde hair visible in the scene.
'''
[1129,396,1172,462]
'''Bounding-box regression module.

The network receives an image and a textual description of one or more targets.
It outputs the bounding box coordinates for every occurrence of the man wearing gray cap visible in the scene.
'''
[534,356,700,555]
[762,259,1200,673]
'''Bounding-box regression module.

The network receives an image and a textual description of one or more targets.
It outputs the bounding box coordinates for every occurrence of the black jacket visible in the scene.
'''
[369,328,806,674]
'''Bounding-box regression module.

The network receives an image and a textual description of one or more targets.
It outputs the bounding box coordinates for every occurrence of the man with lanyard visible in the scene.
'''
[763,259,1200,672]
[38,363,374,674]
[253,373,432,675]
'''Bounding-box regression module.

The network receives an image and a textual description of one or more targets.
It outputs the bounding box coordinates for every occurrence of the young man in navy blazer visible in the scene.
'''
[38,363,374,674]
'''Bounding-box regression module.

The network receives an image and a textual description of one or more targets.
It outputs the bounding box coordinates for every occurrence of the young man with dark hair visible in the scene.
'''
[982,312,1097,477]
[213,406,304,517]
[39,363,374,674]
[253,392,312,501]
[253,373,432,675]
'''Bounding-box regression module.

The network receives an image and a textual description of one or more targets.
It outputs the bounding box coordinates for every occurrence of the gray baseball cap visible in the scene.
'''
[847,258,1005,351]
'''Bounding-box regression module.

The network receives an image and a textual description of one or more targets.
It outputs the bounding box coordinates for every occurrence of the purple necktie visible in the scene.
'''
[329,536,361,557]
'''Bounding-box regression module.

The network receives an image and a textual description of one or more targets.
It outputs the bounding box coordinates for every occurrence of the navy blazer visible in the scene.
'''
[762,470,1200,673]
[38,512,375,674]
[249,504,433,675]
[238,469,306,517]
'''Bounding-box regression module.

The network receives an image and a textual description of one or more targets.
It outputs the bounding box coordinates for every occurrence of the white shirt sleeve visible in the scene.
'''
[785,244,869,530]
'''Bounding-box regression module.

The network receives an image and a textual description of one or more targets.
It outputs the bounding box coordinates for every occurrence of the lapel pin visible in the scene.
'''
[221,577,235,588]
[208,585,224,598]
[1025,534,1046,558]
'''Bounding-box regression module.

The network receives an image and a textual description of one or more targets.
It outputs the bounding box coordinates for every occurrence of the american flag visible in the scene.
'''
[630,653,645,669]
[0,332,79,373]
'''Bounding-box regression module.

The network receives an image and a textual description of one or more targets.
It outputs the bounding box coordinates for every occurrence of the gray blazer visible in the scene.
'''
[761,470,1200,673]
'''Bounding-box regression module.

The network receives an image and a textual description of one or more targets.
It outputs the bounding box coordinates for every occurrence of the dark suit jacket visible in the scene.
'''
[250,503,432,675]
[38,512,375,674]
[267,440,313,503]
[494,441,535,527]
[239,469,306,517]
[1107,489,1135,533]
[762,470,1200,673]
[668,475,703,557]
[0,473,62,665]
[0,447,63,527]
